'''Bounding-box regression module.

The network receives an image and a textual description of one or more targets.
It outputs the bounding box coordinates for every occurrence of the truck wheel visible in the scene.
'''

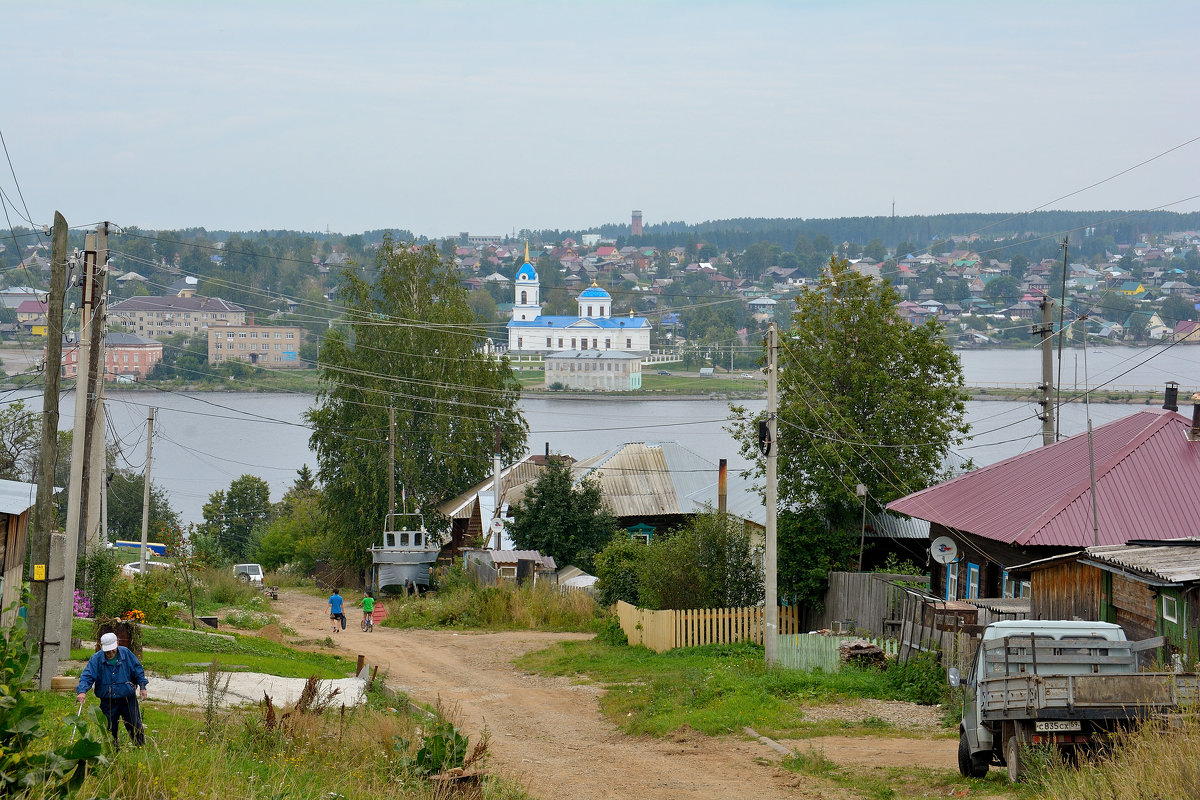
[1004,735,1023,783]
[958,733,989,779]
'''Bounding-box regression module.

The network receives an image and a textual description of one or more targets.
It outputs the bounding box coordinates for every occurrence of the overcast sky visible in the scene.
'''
[3,1,1197,238]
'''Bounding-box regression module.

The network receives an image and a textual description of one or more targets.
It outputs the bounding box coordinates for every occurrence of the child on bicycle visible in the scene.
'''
[360,592,376,632]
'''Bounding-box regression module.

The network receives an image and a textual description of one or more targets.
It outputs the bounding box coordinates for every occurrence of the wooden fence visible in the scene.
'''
[800,572,930,635]
[615,601,803,653]
[776,633,900,673]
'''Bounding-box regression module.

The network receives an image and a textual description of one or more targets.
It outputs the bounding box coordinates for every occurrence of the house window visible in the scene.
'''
[587,306,593,316]
[626,338,632,349]
[945,562,959,601]
[571,338,576,349]
[1163,595,1179,623]
[238,332,247,338]
[521,290,528,304]
[605,338,611,349]
[518,337,523,349]
[558,338,563,348]
[286,332,295,339]
[966,562,980,600]
[227,332,234,339]
[275,333,282,339]
[498,566,517,578]
[631,533,650,545]
[1002,570,1014,598]
[546,338,551,347]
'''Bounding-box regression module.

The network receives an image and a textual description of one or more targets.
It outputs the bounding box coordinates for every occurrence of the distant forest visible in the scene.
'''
[536,210,1200,255]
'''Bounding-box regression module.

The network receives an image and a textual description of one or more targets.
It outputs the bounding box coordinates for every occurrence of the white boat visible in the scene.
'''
[368,512,440,593]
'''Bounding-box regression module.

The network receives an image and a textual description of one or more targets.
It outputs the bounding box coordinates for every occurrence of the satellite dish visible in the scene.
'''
[931,536,958,565]
[489,518,504,534]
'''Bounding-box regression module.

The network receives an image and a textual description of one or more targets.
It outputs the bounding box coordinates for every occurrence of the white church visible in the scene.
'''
[506,250,651,355]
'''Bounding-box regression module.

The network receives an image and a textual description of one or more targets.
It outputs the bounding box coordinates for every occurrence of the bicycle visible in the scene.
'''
[361,612,373,633]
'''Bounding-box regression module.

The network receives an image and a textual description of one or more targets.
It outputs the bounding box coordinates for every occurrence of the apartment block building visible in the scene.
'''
[59,332,162,382]
[208,324,304,368]
[109,295,246,340]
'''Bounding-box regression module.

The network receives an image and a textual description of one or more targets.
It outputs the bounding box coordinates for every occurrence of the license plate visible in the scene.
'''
[1036,721,1082,732]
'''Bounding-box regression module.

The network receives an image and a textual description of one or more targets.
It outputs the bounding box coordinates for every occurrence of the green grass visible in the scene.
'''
[69,619,356,679]
[517,639,950,739]
[783,748,1014,800]
[382,568,604,632]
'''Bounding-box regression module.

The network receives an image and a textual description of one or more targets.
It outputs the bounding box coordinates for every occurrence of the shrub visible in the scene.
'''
[594,536,647,607]
[82,545,123,620]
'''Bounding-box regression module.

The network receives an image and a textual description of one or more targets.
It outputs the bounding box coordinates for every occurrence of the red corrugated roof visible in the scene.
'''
[887,409,1200,547]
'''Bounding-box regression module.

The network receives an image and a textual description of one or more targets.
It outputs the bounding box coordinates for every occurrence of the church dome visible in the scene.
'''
[579,284,610,299]
[515,261,537,282]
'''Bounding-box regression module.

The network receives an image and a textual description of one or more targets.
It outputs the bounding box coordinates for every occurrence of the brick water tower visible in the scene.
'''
[631,210,643,237]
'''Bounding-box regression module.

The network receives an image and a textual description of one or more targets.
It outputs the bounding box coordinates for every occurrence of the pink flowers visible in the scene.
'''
[73,589,93,618]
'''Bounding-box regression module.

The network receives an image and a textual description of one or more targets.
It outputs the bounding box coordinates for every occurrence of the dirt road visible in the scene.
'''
[272,591,953,800]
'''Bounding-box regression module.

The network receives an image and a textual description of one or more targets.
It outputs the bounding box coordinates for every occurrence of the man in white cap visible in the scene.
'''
[76,632,149,749]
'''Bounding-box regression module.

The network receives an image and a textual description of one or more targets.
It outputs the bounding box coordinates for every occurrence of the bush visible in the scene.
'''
[882,650,945,705]
[594,536,648,607]
[82,545,123,620]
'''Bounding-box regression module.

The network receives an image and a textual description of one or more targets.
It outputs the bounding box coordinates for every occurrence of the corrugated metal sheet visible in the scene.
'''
[1083,542,1200,585]
[0,479,37,515]
[887,409,1200,548]
[572,441,718,518]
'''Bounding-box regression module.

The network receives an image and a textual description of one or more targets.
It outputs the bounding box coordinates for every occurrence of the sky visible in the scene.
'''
[2,1,1198,238]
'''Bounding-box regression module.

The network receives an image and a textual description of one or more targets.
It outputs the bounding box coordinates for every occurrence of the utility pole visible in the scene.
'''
[1054,236,1069,442]
[492,428,503,550]
[388,407,395,519]
[764,322,778,667]
[85,222,109,549]
[29,211,68,688]
[138,408,155,572]
[57,225,103,660]
[1034,294,1055,446]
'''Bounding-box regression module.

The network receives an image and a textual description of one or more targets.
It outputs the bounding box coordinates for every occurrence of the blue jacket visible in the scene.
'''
[76,646,148,700]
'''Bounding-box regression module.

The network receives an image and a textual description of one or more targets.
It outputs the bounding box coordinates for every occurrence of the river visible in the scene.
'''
[15,345,1198,526]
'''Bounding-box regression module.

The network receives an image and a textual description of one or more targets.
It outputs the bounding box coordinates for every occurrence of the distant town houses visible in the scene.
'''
[108,293,246,340]
[56,333,162,382]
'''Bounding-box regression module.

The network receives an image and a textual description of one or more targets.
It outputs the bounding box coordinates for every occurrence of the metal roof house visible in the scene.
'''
[887,403,1200,603]
[0,480,40,625]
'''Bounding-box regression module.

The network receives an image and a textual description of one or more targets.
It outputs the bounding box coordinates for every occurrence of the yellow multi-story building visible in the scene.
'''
[109,295,246,339]
[208,324,304,368]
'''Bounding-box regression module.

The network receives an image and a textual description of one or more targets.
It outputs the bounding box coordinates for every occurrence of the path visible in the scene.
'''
[272,590,954,800]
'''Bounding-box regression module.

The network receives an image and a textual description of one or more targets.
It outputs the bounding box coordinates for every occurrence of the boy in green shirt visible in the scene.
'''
[360,592,376,632]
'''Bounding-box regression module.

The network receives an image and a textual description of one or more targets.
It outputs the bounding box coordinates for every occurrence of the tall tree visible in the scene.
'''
[307,238,526,572]
[732,257,968,524]
[201,474,273,561]
[0,400,37,481]
[105,469,180,541]
[507,458,615,573]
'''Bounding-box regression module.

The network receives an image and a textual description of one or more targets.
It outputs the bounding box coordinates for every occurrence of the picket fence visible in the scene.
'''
[615,601,803,653]
[776,633,899,673]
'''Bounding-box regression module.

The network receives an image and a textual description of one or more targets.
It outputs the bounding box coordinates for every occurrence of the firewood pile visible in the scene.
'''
[838,638,887,670]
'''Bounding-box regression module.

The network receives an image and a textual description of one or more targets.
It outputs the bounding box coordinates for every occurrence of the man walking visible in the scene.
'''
[76,632,148,750]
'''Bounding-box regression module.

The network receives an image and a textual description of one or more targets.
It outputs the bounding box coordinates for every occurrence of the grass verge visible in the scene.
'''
[516,638,950,738]
[69,619,356,679]
[382,569,604,632]
[783,745,1013,799]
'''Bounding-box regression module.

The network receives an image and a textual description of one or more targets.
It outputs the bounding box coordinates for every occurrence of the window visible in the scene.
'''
[275,333,282,339]
[499,566,517,578]
[631,533,650,545]
[945,562,959,600]
[546,338,551,347]
[520,290,527,304]
[215,343,222,350]
[626,337,632,349]
[227,332,234,339]
[286,332,295,339]
[1163,595,1179,623]
[605,338,611,349]
[518,337,523,349]
[558,338,563,348]
[966,562,980,599]
[571,338,576,349]
[250,332,258,338]
[385,533,395,547]
[587,305,593,316]
[238,332,247,338]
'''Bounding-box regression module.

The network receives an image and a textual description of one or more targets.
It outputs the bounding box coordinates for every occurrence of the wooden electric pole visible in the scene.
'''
[29,211,68,686]
[82,223,109,550]
[1035,294,1055,446]
[764,322,778,667]
[138,408,155,572]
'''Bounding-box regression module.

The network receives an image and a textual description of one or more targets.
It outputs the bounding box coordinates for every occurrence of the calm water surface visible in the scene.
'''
[17,344,1195,525]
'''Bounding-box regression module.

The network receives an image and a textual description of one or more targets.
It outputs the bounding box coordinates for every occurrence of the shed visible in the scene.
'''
[0,480,39,625]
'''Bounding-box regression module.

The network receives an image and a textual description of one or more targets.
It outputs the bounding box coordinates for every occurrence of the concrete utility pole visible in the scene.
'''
[388,407,395,518]
[29,211,68,688]
[57,225,104,660]
[764,322,778,667]
[1053,237,1069,442]
[492,428,503,550]
[138,408,155,572]
[83,222,109,550]
[1035,294,1055,446]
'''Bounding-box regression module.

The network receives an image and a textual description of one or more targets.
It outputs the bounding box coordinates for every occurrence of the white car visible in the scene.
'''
[232,563,264,586]
[121,560,171,577]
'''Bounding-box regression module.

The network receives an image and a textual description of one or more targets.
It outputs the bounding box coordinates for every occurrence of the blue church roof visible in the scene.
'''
[508,315,650,329]
[579,285,611,299]
[515,262,537,281]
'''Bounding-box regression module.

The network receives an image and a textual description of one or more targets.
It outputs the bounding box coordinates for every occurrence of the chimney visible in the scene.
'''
[248,311,255,326]
[1192,394,1200,441]
[1164,381,1179,412]
[717,458,727,515]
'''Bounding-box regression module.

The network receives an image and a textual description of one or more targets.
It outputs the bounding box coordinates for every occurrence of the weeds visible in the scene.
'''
[383,570,603,632]
[200,659,231,731]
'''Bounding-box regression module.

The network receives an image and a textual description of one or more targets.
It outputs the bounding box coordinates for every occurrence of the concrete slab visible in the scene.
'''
[147,672,366,708]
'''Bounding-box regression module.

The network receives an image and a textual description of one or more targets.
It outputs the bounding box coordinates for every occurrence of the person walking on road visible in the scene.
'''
[76,632,148,751]
[328,588,346,634]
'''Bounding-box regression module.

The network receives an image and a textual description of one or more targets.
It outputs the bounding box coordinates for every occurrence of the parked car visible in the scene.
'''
[121,560,171,577]
[656,370,671,375]
[233,563,265,586]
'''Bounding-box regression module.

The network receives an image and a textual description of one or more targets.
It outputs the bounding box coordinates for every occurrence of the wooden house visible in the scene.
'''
[0,480,39,625]
[1013,541,1200,663]
[888,400,1200,603]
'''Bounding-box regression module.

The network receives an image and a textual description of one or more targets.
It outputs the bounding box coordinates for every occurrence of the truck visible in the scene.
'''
[949,619,1200,782]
